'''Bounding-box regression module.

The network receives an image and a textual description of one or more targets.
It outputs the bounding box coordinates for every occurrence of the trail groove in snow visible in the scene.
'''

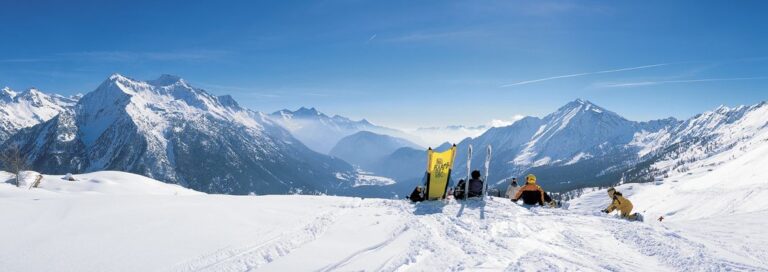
[164,197,768,271]
[172,200,358,272]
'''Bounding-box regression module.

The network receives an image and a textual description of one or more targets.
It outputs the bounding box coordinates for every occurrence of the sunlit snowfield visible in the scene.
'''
[2,142,767,272]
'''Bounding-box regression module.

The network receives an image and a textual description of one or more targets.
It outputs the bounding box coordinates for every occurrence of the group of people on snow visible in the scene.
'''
[410,171,641,221]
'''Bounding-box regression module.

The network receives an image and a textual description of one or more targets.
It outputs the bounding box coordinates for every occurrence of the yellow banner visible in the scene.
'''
[426,146,456,200]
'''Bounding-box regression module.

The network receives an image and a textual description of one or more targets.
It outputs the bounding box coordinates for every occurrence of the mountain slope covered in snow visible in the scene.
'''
[2,74,356,195]
[0,87,78,143]
[434,99,768,194]
[567,124,768,265]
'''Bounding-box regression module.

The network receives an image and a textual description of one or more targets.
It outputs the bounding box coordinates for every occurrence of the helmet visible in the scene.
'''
[526,174,537,184]
[471,170,481,179]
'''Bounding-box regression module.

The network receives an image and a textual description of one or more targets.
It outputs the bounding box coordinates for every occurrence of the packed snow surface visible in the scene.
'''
[2,169,766,271]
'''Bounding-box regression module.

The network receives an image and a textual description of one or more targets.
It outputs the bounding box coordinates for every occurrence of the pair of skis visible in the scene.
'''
[463,144,492,201]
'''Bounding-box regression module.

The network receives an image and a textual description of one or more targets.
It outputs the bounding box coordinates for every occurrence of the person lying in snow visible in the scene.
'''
[602,187,639,220]
[512,174,547,206]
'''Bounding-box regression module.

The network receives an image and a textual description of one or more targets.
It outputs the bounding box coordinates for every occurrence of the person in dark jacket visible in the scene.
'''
[409,186,425,202]
[467,170,484,198]
[453,179,466,199]
[512,174,546,206]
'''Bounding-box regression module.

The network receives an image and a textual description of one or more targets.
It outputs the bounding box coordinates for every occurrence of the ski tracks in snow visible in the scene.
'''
[171,199,367,272]
[318,224,410,272]
[605,219,763,271]
[171,197,765,272]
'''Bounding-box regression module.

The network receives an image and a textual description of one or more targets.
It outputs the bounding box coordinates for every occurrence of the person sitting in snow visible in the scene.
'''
[512,174,546,206]
[505,177,520,199]
[451,179,464,198]
[602,187,638,220]
[467,170,484,198]
[409,186,425,202]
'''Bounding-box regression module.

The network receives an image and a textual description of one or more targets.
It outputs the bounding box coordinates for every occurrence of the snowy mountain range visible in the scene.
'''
[5,134,768,271]
[1,74,356,195]
[0,87,78,142]
[441,98,768,193]
[269,107,416,153]
[1,75,766,198]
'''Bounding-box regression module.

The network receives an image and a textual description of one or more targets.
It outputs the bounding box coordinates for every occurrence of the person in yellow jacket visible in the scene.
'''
[602,187,638,220]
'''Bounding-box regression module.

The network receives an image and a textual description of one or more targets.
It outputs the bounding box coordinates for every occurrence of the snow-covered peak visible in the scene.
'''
[358,118,373,126]
[0,87,78,142]
[540,99,630,137]
[89,74,232,114]
[107,73,132,84]
[554,98,612,117]
[1,87,17,102]
[147,74,185,87]
[79,74,264,146]
[16,88,46,102]
[293,106,323,117]
[1,86,14,95]
[217,94,241,110]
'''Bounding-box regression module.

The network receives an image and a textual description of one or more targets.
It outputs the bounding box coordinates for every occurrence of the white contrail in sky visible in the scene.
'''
[500,63,670,87]
[598,76,768,88]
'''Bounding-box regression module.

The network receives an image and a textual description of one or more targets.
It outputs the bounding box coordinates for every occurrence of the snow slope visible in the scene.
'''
[569,129,768,267]
[1,170,765,271]
[0,171,200,197]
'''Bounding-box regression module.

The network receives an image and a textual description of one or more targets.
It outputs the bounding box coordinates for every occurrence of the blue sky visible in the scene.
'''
[1,0,767,128]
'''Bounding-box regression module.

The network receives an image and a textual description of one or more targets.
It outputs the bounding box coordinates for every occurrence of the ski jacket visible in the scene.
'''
[409,187,425,202]
[505,184,519,199]
[606,193,633,217]
[513,184,545,205]
[468,178,483,195]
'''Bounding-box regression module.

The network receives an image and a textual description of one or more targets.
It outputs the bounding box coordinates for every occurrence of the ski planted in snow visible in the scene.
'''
[482,145,492,200]
[464,144,473,200]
